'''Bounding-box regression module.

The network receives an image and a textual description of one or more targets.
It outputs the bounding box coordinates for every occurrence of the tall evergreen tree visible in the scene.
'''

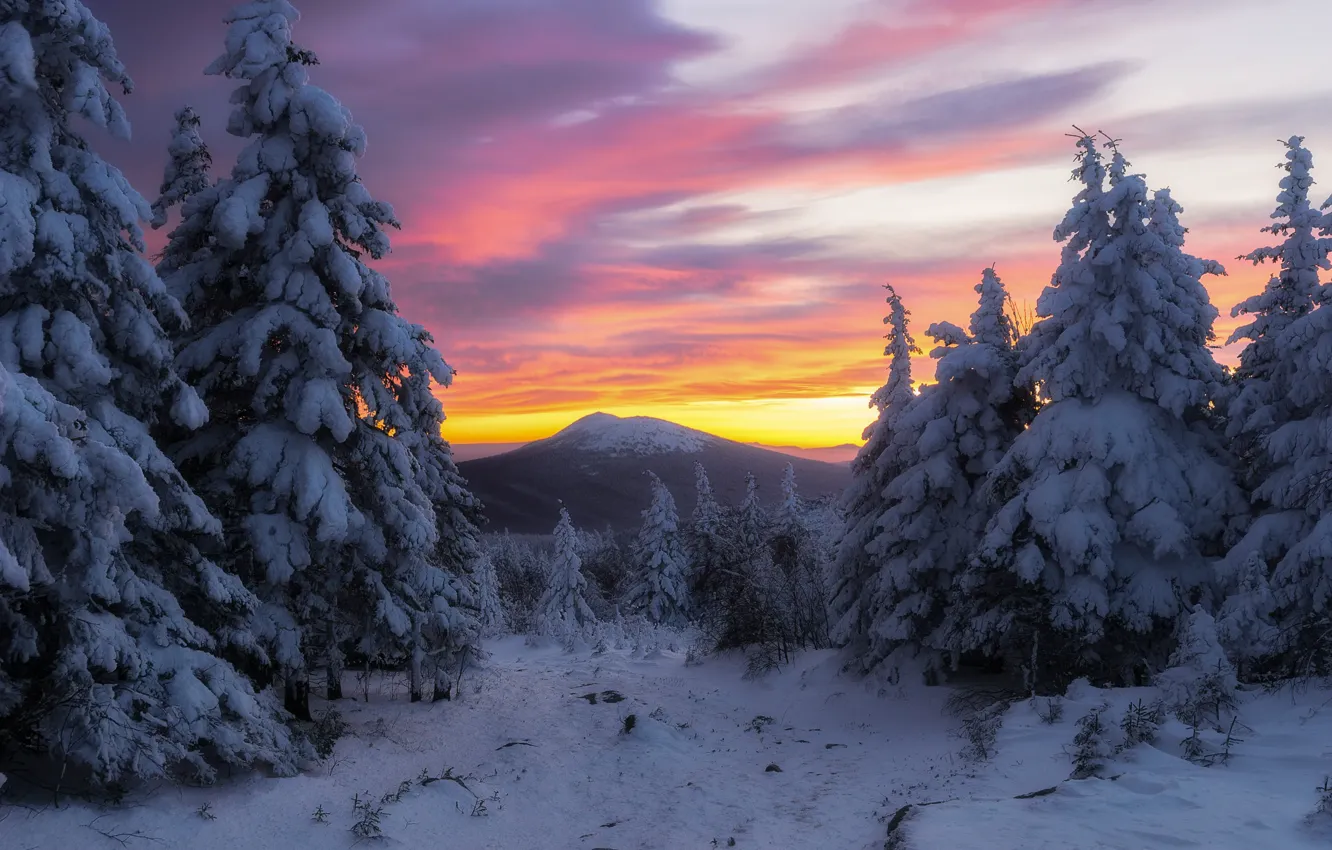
[473,550,505,639]
[157,0,480,716]
[625,473,689,626]
[1231,209,1332,673]
[0,0,296,784]
[1227,137,1326,468]
[691,462,722,539]
[687,461,730,606]
[863,267,1032,678]
[1215,550,1278,673]
[953,137,1243,690]
[403,425,482,701]
[770,464,829,649]
[538,507,595,637]
[828,285,918,652]
[737,472,766,554]
[1221,137,1332,673]
[776,463,801,527]
[150,106,212,229]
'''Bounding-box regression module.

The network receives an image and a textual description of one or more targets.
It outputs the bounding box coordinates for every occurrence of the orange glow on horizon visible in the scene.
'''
[442,395,880,447]
[437,236,1265,449]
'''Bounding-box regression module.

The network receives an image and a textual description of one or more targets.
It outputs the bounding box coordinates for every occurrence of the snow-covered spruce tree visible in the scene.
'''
[1215,550,1278,677]
[158,0,479,716]
[687,461,732,608]
[1222,137,1332,676]
[691,462,722,539]
[404,426,483,702]
[1256,302,1332,673]
[737,471,767,555]
[828,284,919,655]
[861,267,1033,680]
[538,508,595,640]
[625,473,689,626]
[770,464,830,650]
[0,0,298,786]
[574,526,630,618]
[150,106,212,229]
[473,550,506,639]
[952,136,1243,691]
[776,463,800,527]
[692,472,777,654]
[1157,605,1238,728]
[1226,137,1326,480]
[486,531,544,633]
[714,470,816,666]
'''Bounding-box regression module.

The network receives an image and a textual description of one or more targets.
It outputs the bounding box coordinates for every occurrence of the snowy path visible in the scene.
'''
[0,640,967,849]
[4,642,1332,849]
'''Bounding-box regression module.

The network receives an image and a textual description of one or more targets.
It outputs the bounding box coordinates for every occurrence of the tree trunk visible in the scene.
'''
[1027,631,1040,699]
[432,654,452,703]
[284,672,311,721]
[409,648,423,703]
[326,622,343,701]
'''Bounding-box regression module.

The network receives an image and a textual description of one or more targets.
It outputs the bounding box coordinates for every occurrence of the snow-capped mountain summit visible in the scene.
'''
[458,413,850,533]
[543,412,715,456]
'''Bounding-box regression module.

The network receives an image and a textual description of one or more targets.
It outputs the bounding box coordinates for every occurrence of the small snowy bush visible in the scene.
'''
[956,702,1007,763]
[308,708,351,759]
[1036,696,1065,725]
[1311,777,1332,823]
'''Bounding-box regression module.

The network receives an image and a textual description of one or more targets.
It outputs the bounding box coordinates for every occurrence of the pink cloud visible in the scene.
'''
[86,0,1289,446]
[746,0,1074,94]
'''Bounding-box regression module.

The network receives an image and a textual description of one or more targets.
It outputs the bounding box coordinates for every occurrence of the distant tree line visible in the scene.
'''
[480,462,840,677]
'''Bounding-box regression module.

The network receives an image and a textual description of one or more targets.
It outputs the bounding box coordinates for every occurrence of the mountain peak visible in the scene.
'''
[547,412,714,456]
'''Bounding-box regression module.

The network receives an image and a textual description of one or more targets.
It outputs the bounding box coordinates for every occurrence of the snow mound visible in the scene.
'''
[545,412,715,456]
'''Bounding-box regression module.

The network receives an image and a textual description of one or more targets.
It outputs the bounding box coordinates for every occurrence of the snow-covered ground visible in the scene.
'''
[905,678,1332,850]
[3,640,1331,849]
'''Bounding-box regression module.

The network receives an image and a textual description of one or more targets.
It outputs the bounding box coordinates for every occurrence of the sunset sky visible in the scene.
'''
[94,0,1332,449]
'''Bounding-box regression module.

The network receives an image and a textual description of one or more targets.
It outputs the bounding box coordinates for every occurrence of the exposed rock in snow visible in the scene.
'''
[544,412,715,456]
